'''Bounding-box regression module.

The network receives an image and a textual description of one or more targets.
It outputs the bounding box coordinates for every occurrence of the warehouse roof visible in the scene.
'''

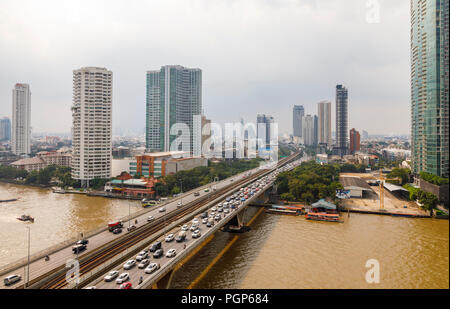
[339,176,373,191]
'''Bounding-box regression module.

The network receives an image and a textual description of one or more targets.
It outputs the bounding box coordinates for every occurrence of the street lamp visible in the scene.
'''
[25,226,30,289]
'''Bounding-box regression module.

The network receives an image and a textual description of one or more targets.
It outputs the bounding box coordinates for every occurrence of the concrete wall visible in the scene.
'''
[166,157,208,175]
[419,179,449,207]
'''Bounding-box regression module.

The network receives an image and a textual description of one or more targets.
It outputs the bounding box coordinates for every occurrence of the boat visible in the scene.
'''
[266,208,299,216]
[305,212,339,222]
[0,198,19,203]
[52,188,66,194]
[222,225,251,233]
[17,215,35,223]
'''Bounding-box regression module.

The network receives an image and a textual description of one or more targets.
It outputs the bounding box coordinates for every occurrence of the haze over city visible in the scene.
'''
[0,0,410,135]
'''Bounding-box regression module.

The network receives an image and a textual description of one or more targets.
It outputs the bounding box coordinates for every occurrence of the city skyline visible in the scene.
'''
[0,0,411,136]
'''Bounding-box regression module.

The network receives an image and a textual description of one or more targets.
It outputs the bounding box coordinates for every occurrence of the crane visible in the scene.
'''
[375,169,401,209]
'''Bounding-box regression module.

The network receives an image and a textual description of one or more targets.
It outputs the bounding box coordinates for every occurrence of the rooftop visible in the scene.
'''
[339,176,373,191]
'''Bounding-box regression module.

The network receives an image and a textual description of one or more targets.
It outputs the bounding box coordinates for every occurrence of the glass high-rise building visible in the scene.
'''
[292,105,304,138]
[411,0,449,177]
[334,84,348,156]
[146,65,202,156]
[0,117,11,141]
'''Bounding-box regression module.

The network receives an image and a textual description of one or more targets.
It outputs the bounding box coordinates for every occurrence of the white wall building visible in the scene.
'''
[11,83,31,155]
[71,67,113,186]
[317,101,332,147]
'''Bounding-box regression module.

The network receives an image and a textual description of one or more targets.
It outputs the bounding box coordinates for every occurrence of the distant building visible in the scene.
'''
[11,157,46,172]
[146,65,202,156]
[201,115,211,155]
[0,117,11,141]
[302,115,315,146]
[333,84,348,156]
[292,105,304,138]
[317,101,332,147]
[71,67,113,186]
[11,83,31,155]
[361,130,369,140]
[257,114,275,150]
[411,0,449,177]
[349,128,360,154]
[112,146,131,158]
[37,150,72,167]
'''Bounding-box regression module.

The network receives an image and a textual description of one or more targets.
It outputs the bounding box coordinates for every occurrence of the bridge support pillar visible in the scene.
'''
[152,269,175,289]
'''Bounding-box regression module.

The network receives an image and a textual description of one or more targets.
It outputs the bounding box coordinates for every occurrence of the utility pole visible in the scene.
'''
[25,226,30,289]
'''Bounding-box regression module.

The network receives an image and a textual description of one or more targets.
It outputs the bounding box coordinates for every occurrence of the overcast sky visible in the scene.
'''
[0,0,410,136]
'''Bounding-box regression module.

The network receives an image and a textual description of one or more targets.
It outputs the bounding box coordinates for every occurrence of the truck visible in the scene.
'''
[108,221,123,232]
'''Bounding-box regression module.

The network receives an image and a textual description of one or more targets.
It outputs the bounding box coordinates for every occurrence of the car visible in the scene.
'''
[192,218,200,225]
[192,231,201,238]
[116,273,129,284]
[3,274,21,286]
[176,231,187,242]
[76,239,88,245]
[84,286,96,289]
[224,209,230,214]
[190,225,198,232]
[177,201,183,207]
[123,259,136,270]
[202,218,208,224]
[218,207,223,213]
[138,259,150,269]
[206,222,213,227]
[149,241,162,252]
[166,249,176,258]
[72,244,87,254]
[181,224,189,231]
[119,282,132,289]
[165,233,175,242]
[127,225,137,232]
[104,270,119,282]
[215,215,221,222]
[113,228,122,234]
[211,207,217,212]
[145,263,160,274]
[159,207,166,213]
[204,188,210,192]
[153,249,164,258]
[136,251,148,261]
[201,211,208,218]
[147,216,154,222]
[194,192,200,197]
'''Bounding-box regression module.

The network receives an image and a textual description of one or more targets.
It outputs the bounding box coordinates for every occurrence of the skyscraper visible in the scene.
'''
[302,114,315,146]
[11,83,31,155]
[146,65,202,156]
[349,128,360,154]
[71,67,113,186]
[0,117,11,141]
[334,84,348,156]
[292,105,304,138]
[317,101,332,147]
[411,0,449,177]
[257,114,275,150]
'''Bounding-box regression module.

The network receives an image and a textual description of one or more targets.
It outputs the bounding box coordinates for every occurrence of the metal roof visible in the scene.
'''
[383,182,408,192]
[339,176,373,191]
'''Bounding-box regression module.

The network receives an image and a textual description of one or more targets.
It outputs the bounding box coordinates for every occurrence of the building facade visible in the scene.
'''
[349,128,360,154]
[317,101,332,147]
[0,117,11,141]
[411,0,449,177]
[146,65,202,156]
[257,114,275,150]
[11,83,31,155]
[292,105,304,138]
[302,114,315,146]
[334,84,349,156]
[71,67,113,186]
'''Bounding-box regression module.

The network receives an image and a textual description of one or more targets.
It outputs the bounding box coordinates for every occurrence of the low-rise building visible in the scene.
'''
[10,157,47,172]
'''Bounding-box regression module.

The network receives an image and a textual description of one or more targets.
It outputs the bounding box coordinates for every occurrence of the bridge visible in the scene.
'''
[0,153,302,289]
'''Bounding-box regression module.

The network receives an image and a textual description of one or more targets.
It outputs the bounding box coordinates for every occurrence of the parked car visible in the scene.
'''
[3,274,21,286]
[123,259,136,270]
[116,273,129,284]
[166,249,176,258]
[138,259,150,269]
[153,249,164,258]
[104,270,119,282]
[149,241,162,252]
[165,233,175,242]
[145,263,160,274]
[119,282,132,289]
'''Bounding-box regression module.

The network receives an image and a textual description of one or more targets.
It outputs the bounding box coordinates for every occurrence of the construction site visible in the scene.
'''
[339,172,429,217]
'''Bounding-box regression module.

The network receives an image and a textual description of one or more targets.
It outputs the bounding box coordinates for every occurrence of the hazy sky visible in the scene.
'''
[0,0,410,136]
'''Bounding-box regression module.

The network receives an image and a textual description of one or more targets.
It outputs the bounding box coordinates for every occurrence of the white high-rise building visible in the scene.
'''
[302,114,315,146]
[71,67,113,186]
[12,83,31,155]
[317,101,332,147]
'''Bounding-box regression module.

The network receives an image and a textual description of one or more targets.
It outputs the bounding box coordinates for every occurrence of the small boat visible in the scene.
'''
[52,188,66,194]
[222,225,251,233]
[305,212,339,222]
[0,198,19,203]
[17,215,35,223]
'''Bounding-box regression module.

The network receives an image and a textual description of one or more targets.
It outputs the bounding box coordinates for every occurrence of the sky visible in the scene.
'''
[0,0,411,136]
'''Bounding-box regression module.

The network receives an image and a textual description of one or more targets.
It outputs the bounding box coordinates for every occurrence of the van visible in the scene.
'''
[3,274,21,286]
[176,231,187,242]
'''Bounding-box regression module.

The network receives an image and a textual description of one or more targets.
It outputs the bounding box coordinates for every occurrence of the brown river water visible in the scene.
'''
[1,183,448,288]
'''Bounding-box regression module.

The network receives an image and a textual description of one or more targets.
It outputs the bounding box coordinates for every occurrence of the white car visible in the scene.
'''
[211,207,217,212]
[166,248,176,258]
[177,201,183,207]
[136,251,148,261]
[159,207,166,213]
[123,259,136,270]
[147,216,154,222]
[138,259,150,269]
[165,234,175,242]
[190,225,199,232]
[192,218,200,225]
[104,270,119,282]
[181,224,189,231]
[202,218,208,224]
[224,209,229,214]
[145,262,160,274]
[192,231,201,238]
[116,273,129,284]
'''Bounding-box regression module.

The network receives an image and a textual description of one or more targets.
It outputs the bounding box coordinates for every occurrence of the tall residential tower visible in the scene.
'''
[317,101,332,147]
[11,83,31,155]
[292,105,304,138]
[146,65,202,156]
[71,67,113,186]
[411,0,449,177]
[334,84,348,156]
